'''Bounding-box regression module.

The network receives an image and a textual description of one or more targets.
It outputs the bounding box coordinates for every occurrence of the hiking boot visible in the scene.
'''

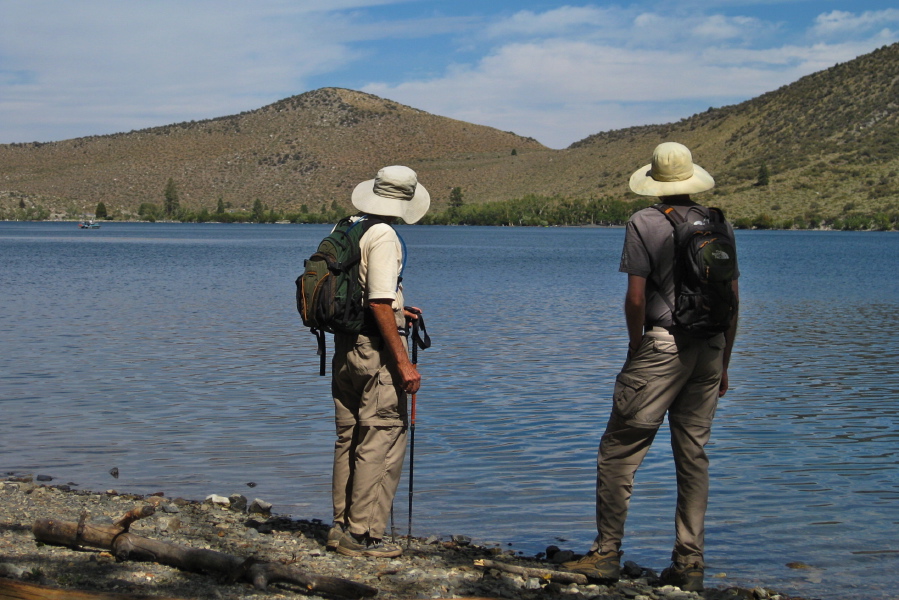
[561,550,621,582]
[335,532,403,558]
[659,561,704,592]
[326,523,346,550]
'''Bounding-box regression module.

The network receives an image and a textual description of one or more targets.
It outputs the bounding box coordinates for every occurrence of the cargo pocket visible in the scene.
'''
[375,367,404,422]
[612,372,648,420]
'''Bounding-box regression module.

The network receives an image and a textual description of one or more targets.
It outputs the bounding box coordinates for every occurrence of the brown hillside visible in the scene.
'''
[559,42,899,220]
[0,88,546,217]
[2,42,899,223]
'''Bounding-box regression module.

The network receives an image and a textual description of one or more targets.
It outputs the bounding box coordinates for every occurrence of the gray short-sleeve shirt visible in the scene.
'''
[619,202,739,327]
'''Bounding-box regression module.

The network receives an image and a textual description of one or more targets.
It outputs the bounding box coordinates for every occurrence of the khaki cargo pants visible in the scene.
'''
[590,328,725,565]
[331,333,408,540]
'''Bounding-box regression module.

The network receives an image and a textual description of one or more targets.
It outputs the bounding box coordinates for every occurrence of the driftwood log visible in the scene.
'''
[473,558,588,585]
[31,509,377,598]
[0,578,183,600]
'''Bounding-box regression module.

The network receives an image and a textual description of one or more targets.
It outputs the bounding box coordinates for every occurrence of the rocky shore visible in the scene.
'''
[0,477,806,600]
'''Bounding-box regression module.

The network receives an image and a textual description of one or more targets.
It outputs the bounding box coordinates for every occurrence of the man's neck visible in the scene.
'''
[658,194,696,206]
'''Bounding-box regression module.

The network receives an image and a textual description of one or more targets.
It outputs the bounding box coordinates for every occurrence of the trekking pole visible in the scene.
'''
[407,317,418,548]
[404,307,430,547]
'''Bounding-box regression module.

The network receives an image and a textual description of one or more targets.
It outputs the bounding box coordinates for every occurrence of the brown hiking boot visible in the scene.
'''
[335,532,403,558]
[659,561,704,592]
[561,550,621,581]
[326,523,345,550]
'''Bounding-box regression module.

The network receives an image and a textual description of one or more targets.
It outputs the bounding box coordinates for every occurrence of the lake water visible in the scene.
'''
[1,222,897,600]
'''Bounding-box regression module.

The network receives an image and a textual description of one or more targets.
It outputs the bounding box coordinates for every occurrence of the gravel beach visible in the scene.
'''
[0,478,806,600]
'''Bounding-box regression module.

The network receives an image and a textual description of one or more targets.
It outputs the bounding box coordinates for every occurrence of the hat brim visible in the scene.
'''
[629,163,715,197]
[351,179,431,224]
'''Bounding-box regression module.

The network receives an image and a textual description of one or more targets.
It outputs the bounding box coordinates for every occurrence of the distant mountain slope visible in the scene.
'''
[0,88,546,217]
[2,42,898,223]
[561,42,899,221]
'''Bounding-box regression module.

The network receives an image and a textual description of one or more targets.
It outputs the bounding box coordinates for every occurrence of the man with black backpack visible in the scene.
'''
[320,165,430,558]
[564,143,739,592]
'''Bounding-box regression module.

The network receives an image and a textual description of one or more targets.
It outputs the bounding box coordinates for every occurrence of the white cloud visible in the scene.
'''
[811,9,899,39]
[485,6,622,38]
[2,1,898,149]
[0,0,392,141]
[363,8,899,148]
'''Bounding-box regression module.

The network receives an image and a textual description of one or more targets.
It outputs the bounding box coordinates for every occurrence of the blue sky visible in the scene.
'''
[1,1,897,149]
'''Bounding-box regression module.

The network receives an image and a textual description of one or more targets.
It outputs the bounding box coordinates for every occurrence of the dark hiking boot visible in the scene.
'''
[660,561,704,592]
[335,532,403,558]
[561,550,621,582]
[326,523,345,550]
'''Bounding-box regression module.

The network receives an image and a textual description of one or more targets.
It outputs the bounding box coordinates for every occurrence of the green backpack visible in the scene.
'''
[296,215,384,375]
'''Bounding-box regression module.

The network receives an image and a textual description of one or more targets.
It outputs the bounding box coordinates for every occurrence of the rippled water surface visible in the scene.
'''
[1,222,897,599]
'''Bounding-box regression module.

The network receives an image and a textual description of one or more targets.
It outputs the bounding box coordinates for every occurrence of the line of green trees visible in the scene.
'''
[421,194,655,226]
[731,212,899,230]
[5,177,898,230]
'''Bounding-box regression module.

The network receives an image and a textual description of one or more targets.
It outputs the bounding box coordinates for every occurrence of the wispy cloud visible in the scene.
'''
[811,9,899,39]
[0,1,896,148]
[364,5,899,147]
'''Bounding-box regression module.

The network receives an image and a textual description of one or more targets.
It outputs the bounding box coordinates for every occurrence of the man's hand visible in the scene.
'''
[719,369,729,397]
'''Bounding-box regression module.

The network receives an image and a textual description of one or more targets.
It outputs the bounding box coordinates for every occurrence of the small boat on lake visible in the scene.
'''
[78,221,100,229]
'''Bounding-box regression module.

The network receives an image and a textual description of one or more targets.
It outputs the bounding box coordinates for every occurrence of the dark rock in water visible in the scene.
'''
[54,485,71,492]
[109,467,119,479]
[246,482,257,488]
[549,550,574,564]
[451,534,471,546]
[36,475,53,482]
[545,545,561,559]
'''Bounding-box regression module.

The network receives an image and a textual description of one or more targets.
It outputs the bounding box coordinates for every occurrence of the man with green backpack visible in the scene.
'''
[564,143,739,592]
[299,165,429,558]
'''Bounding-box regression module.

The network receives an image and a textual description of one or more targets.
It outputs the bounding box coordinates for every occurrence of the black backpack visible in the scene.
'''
[654,203,738,338]
[296,215,384,375]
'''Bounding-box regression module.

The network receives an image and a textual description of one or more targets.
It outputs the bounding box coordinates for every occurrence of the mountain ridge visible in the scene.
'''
[2,43,898,224]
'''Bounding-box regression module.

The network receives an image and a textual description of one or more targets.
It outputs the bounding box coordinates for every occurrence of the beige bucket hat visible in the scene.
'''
[351,165,430,224]
[629,142,715,196]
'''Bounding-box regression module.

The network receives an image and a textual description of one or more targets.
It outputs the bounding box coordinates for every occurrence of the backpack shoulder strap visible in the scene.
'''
[707,206,726,223]
[653,203,685,226]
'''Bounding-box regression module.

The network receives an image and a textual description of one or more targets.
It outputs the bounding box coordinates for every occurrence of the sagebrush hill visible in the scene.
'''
[2,42,898,225]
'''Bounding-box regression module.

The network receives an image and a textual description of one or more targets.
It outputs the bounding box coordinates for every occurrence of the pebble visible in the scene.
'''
[205,494,230,507]
[0,478,807,600]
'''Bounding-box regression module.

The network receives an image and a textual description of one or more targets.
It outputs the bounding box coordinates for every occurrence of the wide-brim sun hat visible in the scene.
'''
[629,142,715,196]
[351,165,430,224]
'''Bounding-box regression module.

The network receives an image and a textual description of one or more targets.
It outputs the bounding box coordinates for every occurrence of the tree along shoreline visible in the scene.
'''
[4,193,898,231]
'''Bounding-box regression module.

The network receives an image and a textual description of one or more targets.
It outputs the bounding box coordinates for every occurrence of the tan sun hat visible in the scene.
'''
[351,165,430,224]
[629,142,715,196]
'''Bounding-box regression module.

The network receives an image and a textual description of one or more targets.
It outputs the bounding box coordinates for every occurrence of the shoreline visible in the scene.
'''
[0,478,808,600]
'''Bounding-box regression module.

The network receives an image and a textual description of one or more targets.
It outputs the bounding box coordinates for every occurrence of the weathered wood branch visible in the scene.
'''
[0,578,183,600]
[473,558,588,585]
[32,514,377,598]
[112,505,155,530]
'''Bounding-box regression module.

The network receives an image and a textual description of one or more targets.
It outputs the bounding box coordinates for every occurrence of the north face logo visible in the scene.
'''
[711,249,730,260]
